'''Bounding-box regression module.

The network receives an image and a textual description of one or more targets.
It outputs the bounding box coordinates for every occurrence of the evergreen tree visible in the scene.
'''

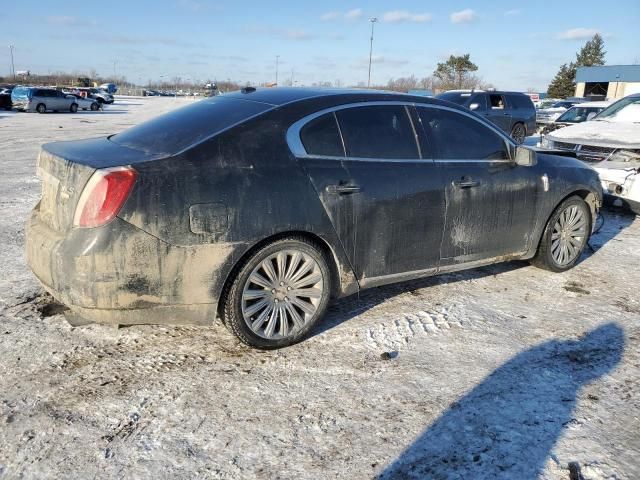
[547,34,606,97]
[547,63,577,98]
[576,33,606,67]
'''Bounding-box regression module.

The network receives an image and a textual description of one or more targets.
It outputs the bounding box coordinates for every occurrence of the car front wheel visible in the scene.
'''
[221,237,331,349]
[532,196,591,272]
[70,103,78,113]
[36,103,46,114]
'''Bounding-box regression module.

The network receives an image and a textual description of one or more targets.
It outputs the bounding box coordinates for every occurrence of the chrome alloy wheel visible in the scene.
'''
[241,250,324,340]
[551,204,588,266]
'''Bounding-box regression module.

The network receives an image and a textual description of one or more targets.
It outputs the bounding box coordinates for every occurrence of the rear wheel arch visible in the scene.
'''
[217,231,345,320]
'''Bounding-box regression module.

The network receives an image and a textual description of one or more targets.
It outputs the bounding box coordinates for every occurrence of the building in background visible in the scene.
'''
[575,65,640,99]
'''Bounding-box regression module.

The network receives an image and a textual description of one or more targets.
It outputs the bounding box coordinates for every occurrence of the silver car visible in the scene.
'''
[11,86,79,113]
[64,93,101,111]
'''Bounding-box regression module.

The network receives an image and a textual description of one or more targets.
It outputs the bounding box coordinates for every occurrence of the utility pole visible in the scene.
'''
[290,68,294,86]
[275,55,280,86]
[9,45,15,80]
[367,17,378,88]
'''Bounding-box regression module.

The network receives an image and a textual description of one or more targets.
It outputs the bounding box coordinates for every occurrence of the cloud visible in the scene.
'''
[345,8,363,20]
[357,55,409,67]
[450,9,477,24]
[321,11,341,21]
[381,10,432,23]
[556,28,602,40]
[504,9,521,16]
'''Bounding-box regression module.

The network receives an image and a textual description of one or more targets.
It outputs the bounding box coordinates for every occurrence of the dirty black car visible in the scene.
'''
[26,88,602,349]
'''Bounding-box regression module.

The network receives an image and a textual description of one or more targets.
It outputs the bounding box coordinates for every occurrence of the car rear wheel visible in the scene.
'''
[36,103,46,114]
[70,103,78,113]
[510,123,526,144]
[531,196,591,272]
[221,237,331,349]
[90,102,99,111]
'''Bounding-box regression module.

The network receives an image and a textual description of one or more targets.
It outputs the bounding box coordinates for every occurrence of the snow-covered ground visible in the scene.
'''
[0,96,638,480]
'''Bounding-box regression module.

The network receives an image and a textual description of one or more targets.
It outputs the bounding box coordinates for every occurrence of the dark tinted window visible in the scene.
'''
[300,113,344,157]
[35,89,49,97]
[111,97,271,155]
[508,94,534,109]
[489,94,506,109]
[336,105,419,159]
[418,107,509,160]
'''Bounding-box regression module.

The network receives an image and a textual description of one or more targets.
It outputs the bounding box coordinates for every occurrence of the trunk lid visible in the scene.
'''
[36,137,163,232]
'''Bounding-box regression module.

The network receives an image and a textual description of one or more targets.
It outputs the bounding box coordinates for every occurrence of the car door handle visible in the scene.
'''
[326,184,361,195]
[452,180,480,189]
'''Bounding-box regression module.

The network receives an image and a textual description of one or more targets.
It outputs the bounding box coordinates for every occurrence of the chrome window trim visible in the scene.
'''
[286,101,516,163]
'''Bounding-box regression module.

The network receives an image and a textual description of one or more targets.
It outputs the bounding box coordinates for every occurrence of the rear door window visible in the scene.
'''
[300,113,344,157]
[417,107,509,160]
[489,94,506,109]
[111,97,272,155]
[336,105,419,159]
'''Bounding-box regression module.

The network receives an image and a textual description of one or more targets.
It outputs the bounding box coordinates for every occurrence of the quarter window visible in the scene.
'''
[336,105,419,159]
[299,113,344,157]
[417,107,509,161]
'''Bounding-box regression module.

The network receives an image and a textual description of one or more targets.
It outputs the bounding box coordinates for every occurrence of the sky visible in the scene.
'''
[1,0,639,91]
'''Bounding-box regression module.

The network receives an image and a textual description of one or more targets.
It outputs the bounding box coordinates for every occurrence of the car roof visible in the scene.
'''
[220,87,447,107]
[437,89,528,96]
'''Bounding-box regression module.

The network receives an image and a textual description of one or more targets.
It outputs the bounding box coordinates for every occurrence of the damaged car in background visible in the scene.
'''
[26,88,602,349]
[540,100,612,135]
[542,93,640,214]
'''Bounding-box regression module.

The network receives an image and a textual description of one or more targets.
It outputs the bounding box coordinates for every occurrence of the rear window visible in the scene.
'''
[110,97,271,155]
[508,94,534,109]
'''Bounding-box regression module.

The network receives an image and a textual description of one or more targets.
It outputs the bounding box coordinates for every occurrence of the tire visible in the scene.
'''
[510,122,526,144]
[36,103,46,114]
[70,103,78,113]
[221,237,332,349]
[90,102,99,111]
[531,196,592,272]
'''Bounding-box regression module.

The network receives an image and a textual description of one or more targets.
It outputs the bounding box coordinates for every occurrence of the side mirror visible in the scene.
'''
[469,103,479,111]
[515,146,537,167]
[586,112,597,121]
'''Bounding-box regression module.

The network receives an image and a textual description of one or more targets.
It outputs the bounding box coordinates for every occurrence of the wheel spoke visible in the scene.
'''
[285,302,305,330]
[261,260,278,284]
[291,288,322,299]
[243,289,269,301]
[244,298,270,318]
[279,305,289,337]
[251,304,273,331]
[263,306,279,338]
[276,252,287,282]
[293,272,323,289]
[284,251,302,282]
[291,297,316,316]
[249,272,273,290]
[289,259,314,285]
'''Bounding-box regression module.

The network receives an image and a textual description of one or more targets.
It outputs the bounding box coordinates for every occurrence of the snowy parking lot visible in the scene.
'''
[0,97,638,479]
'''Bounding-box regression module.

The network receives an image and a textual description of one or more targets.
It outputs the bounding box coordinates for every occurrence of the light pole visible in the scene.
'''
[275,55,280,86]
[367,17,378,88]
[9,45,15,80]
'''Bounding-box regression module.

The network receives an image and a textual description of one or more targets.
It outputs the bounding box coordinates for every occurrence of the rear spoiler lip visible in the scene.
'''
[42,136,167,170]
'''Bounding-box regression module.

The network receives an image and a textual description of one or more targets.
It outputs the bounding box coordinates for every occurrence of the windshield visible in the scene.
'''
[595,96,640,122]
[110,96,272,155]
[11,86,31,100]
[436,92,473,106]
[556,106,602,123]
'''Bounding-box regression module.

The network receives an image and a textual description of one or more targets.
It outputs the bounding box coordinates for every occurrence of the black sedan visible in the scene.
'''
[26,88,602,349]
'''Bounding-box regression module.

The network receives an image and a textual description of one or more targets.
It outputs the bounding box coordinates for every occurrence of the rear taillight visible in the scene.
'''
[73,166,137,228]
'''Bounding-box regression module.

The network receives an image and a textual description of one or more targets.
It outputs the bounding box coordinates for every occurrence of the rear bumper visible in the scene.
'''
[25,208,235,325]
[603,193,640,215]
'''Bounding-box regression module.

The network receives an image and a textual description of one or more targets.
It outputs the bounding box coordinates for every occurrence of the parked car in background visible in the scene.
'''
[64,93,100,111]
[542,93,640,214]
[435,90,536,143]
[11,87,79,113]
[26,88,601,349]
[99,83,118,94]
[76,87,114,104]
[536,100,584,125]
[541,101,612,135]
[0,90,11,110]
